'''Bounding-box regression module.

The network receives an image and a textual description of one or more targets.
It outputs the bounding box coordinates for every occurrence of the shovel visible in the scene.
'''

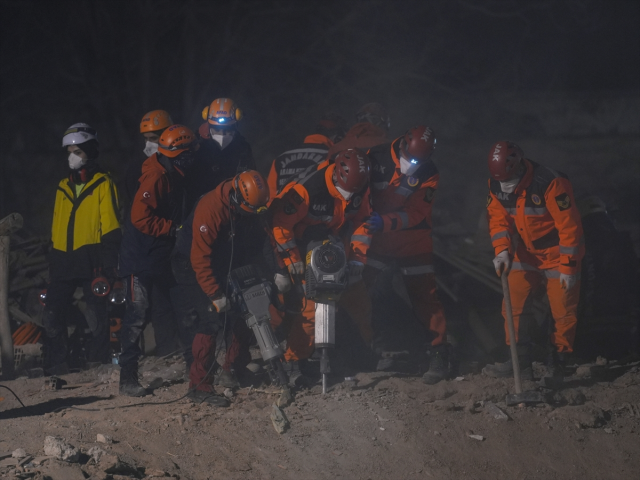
[501,271,546,407]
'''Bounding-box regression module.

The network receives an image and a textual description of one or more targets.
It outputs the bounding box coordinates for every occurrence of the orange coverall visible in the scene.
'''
[487,158,585,353]
[365,138,447,346]
[271,164,373,360]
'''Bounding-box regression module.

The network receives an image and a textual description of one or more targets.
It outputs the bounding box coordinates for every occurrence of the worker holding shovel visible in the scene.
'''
[483,141,584,385]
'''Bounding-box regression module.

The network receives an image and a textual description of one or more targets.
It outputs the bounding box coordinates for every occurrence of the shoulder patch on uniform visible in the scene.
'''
[284,203,297,215]
[486,194,492,208]
[143,191,151,199]
[290,190,303,205]
[531,194,542,205]
[555,193,571,211]
[199,225,208,233]
[424,187,436,203]
[352,195,363,208]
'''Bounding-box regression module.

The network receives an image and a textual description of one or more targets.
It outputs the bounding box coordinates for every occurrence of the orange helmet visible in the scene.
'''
[202,98,243,126]
[233,170,270,214]
[140,110,173,133]
[158,125,196,158]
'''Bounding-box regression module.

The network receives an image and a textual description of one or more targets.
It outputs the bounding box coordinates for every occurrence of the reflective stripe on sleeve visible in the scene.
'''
[524,207,548,215]
[398,212,409,229]
[491,230,510,242]
[505,207,517,215]
[276,240,297,251]
[559,245,580,255]
[351,235,372,246]
[401,265,434,275]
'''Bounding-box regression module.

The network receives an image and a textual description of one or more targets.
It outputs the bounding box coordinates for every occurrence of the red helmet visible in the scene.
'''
[400,126,436,163]
[333,148,370,193]
[487,141,524,181]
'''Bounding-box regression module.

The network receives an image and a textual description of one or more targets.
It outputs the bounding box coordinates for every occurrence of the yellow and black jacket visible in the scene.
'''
[49,171,122,280]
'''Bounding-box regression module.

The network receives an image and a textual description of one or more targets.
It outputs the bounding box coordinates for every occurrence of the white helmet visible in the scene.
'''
[62,123,98,147]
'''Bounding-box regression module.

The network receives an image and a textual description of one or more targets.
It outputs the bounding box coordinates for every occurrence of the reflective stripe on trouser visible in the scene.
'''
[503,268,580,353]
[283,281,374,361]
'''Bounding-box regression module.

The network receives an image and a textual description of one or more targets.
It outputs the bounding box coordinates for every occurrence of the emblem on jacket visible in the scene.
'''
[531,194,542,205]
[199,225,208,233]
[352,196,362,208]
[407,176,419,187]
[486,195,492,207]
[143,192,151,199]
[555,193,571,211]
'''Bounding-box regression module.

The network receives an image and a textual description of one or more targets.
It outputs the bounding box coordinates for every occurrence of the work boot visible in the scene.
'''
[283,361,310,388]
[119,364,147,397]
[422,345,448,385]
[187,389,230,407]
[216,369,240,389]
[483,345,533,380]
[541,350,565,388]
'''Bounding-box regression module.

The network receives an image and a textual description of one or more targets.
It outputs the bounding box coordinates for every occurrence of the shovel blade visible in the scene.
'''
[505,391,546,406]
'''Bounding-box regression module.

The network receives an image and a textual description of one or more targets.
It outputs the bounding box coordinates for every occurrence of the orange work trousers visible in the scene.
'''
[363,253,447,347]
[503,267,580,353]
[283,280,373,362]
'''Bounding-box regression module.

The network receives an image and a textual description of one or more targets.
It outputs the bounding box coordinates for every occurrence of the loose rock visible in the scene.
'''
[43,436,80,463]
[96,434,113,444]
[11,448,27,458]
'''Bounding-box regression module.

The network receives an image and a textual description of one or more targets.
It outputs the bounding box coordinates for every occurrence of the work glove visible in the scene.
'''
[492,249,512,277]
[211,295,230,313]
[364,212,384,233]
[274,273,292,293]
[560,273,577,290]
[288,261,305,276]
[348,261,365,278]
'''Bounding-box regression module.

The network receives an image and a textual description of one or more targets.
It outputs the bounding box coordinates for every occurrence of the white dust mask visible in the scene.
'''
[399,155,420,175]
[499,176,521,193]
[68,152,86,170]
[143,141,158,157]
[335,185,353,201]
[210,129,234,150]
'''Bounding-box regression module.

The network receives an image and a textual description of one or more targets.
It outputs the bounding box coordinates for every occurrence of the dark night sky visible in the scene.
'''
[0,0,639,231]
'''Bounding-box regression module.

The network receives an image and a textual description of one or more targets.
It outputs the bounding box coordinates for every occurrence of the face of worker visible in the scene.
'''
[143,132,161,143]
[66,145,88,161]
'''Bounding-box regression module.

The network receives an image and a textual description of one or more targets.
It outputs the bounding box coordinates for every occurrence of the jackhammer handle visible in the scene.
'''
[501,271,522,394]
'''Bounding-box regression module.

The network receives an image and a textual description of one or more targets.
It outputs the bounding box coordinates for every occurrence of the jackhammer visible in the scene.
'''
[304,237,349,394]
[229,264,289,387]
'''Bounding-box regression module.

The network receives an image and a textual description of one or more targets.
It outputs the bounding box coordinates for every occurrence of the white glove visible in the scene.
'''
[211,295,230,313]
[288,261,305,275]
[560,273,577,290]
[492,250,512,276]
[274,273,292,293]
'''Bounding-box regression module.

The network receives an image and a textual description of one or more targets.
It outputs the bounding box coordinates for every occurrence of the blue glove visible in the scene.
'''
[365,212,383,233]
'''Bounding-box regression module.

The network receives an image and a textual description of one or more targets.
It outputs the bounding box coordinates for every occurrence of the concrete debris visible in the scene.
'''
[96,434,113,444]
[595,356,608,366]
[484,401,509,420]
[467,434,485,441]
[87,446,106,463]
[277,387,293,408]
[223,388,234,399]
[270,403,289,434]
[98,453,140,476]
[11,448,27,458]
[43,436,80,463]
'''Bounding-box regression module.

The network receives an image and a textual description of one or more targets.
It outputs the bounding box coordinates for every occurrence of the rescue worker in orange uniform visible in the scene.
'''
[188,98,255,208]
[125,110,174,203]
[267,114,346,197]
[124,109,181,357]
[482,141,584,381]
[174,171,270,406]
[270,149,373,386]
[364,126,448,385]
[118,125,198,397]
[328,103,390,157]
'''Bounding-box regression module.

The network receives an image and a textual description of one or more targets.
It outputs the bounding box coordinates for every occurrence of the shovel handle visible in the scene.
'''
[501,272,522,394]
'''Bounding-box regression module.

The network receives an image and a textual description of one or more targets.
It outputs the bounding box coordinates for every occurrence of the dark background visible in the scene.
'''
[1,0,639,236]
